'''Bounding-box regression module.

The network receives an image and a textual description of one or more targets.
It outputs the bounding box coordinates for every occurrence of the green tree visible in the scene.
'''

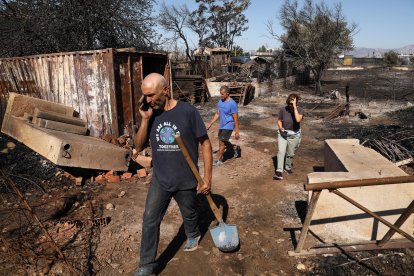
[231,45,244,56]
[187,2,210,47]
[409,56,414,65]
[0,0,160,57]
[383,51,399,67]
[257,45,267,52]
[189,0,250,51]
[267,0,357,94]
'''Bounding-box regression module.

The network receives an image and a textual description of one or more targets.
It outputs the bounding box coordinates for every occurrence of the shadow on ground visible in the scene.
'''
[155,193,229,274]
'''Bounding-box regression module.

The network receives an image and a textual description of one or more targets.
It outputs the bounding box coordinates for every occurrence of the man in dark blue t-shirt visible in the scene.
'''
[133,73,213,276]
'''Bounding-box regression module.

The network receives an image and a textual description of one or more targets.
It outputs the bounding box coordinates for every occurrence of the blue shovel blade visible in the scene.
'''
[209,222,239,252]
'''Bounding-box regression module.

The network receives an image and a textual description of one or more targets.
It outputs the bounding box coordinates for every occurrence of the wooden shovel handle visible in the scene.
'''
[175,135,224,223]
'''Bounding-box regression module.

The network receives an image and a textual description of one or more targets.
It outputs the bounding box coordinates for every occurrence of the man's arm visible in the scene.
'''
[232,113,240,139]
[134,118,151,152]
[134,106,153,152]
[198,135,212,195]
[207,111,220,130]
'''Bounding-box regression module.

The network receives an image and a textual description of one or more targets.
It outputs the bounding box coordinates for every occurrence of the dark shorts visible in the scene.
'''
[218,129,233,142]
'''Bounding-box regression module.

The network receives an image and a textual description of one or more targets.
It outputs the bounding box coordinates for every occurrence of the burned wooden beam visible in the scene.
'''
[326,104,346,120]
[394,158,413,167]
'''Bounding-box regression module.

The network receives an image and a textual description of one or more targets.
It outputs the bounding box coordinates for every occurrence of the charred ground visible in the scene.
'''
[0,68,413,275]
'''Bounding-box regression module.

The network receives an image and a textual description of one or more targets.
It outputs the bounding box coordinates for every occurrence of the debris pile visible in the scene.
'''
[2,93,131,171]
[0,132,152,274]
[239,58,270,79]
[99,132,153,180]
[324,124,414,168]
[0,166,104,275]
[209,57,274,83]
[325,103,348,119]
[209,72,253,83]
[361,126,414,166]
[172,75,209,103]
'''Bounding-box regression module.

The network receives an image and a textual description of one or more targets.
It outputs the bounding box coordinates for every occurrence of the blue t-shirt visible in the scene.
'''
[218,98,238,130]
[149,101,207,192]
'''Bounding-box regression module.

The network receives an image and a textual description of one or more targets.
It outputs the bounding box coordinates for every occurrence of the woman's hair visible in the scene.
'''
[286,93,301,105]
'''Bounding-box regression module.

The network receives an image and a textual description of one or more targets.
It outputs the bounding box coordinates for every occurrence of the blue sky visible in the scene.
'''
[160,0,414,51]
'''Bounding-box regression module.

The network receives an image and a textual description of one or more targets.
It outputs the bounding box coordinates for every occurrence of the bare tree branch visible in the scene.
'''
[267,0,357,95]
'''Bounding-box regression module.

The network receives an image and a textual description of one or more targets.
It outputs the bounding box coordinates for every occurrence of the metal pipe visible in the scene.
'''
[305,175,414,191]
[331,190,414,243]
[294,191,321,253]
[289,240,414,256]
[377,200,414,246]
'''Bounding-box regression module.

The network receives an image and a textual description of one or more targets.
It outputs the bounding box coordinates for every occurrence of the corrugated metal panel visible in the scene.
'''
[0,48,168,137]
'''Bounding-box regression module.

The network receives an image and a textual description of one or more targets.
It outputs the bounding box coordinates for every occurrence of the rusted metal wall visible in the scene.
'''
[0,48,168,137]
[113,53,167,136]
[210,52,230,68]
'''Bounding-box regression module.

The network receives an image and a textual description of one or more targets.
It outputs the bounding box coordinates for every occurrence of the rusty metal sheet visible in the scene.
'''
[0,51,114,136]
[0,48,168,137]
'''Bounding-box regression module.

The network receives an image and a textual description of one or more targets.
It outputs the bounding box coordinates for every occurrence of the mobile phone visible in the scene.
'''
[139,95,150,111]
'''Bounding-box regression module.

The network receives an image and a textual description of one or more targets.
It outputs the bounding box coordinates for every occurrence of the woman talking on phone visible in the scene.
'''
[273,93,304,180]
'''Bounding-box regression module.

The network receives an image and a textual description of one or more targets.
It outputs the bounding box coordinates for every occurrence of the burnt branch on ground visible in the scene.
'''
[314,105,414,168]
[0,134,106,275]
[0,168,104,275]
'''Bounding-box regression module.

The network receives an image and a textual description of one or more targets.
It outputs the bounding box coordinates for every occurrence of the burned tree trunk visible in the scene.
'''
[345,83,350,116]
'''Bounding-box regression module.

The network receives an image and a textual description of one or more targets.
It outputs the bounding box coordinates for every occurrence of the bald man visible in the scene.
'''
[134,73,212,276]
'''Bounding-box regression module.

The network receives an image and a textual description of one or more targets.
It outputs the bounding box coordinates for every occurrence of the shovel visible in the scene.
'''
[175,135,239,252]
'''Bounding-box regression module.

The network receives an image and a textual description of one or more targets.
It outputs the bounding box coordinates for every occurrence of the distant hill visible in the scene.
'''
[345,44,414,58]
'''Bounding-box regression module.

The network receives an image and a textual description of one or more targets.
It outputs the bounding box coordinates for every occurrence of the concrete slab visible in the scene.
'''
[307,139,414,243]
[5,92,74,117]
[34,108,86,126]
[2,115,130,171]
[2,93,129,171]
[34,118,88,135]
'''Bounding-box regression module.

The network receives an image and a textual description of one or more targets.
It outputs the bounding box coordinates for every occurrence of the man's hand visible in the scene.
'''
[235,130,240,140]
[139,103,153,119]
[208,112,219,131]
[197,177,211,195]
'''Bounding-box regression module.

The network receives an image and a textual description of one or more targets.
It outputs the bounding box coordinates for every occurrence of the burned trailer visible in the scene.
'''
[0,48,169,137]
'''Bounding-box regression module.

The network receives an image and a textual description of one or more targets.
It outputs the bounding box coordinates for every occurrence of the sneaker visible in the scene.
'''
[184,235,201,251]
[273,171,283,180]
[233,145,241,158]
[133,266,152,276]
[213,160,223,166]
[284,169,293,175]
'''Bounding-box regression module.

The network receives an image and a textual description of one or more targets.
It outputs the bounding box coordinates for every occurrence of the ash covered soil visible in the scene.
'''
[0,68,414,275]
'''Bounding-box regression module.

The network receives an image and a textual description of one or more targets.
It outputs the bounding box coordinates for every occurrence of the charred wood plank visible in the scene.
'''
[326,104,346,120]
[394,158,413,166]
